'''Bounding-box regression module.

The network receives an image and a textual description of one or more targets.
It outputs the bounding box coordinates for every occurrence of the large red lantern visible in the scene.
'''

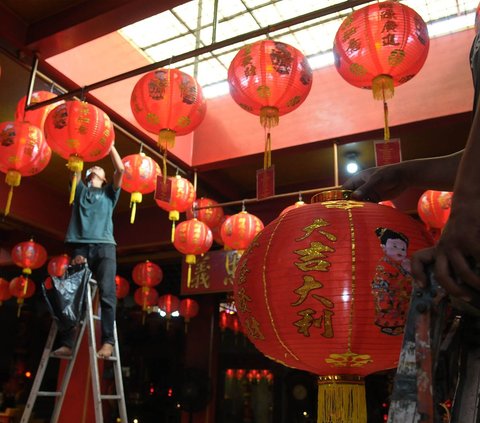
[134,286,159,313]
[10,275,36,315]
[333,1,429,140]
[179,298,199,323]
[47,254,70,277]
[233,191,433,423]
[44,100,115,204]
[121,152,161,223]
[115,276,130,299]
[130,68,206,152]
[155,175,196,241]
[0,121,51,215]
[228,40,312,168]
[186,197,224,229]
[11,239,47,276]
[173,218,213,287]
[132,260,163,288]
[15,91,64,131]
[0,278,11,305]
[417,190,452,230]
[220,211,264,253]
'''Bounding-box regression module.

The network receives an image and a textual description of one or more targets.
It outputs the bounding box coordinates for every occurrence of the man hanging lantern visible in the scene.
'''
[10,275,36,316]
[173,218,213,288]
[0,278,11,306]
[44,100,115,204]
[220,210,264,254]
[179,298,199,333]
[47,254,70,277]
[15,91,64,132]
[228,40,313,170]
[121,152,161,223]
[155,175,196,241]
[333,1,429,141]
[186,197,224,229]
[130,68,207,180]
[0,121,51,215]
[417,190,452,230]
[233,190,433,423]
[115,276,130,299]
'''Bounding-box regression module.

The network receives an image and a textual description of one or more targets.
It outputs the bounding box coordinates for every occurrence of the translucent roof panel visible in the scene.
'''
[119,0,479,98]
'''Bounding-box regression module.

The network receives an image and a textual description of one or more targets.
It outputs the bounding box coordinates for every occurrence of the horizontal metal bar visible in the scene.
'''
[38,391,62,397]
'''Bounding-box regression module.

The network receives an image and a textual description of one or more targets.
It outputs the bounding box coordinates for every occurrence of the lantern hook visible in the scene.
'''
[241,200,246,212]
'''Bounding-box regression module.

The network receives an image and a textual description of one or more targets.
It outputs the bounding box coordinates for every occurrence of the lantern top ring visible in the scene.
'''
[311,189,353,203]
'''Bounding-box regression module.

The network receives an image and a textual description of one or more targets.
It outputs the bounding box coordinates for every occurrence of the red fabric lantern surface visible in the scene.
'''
[219,310,229,332]
[134,286,159,311]
[379,200,396,208]
[47,254,70,277]
[44,100,115,204]
[233,191,433,423]
[280,200,306,216]
[179,298,199,322]
[115,276,130,299]
[11,239,47,275]
[0,278,11,305]
[220,211,264,252]
[211,214,229,246]
[121,152,161,224]
[10,275,36,315]
[186,197,224,229]
[15,91,64,131]
[174,218,213,287]
[417,190,452,230]
[130,68,207,151]
[44,276,53,290]
[132,260,163,288]
[155,175,196,241]
[333,1,429,140]
[158,294,180,318]
[0,121,51,215]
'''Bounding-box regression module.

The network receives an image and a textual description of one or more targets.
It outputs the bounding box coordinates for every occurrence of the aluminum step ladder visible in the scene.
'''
[20,279,128,423]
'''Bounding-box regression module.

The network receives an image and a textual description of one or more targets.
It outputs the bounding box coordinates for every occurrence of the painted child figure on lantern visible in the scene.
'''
[371,227,414,336]
[53,145,124,359]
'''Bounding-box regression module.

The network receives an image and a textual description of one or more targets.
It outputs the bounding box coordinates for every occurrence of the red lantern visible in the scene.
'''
[44,100,115,204]
[11,239,47,276]
[417,190,452,230]
[155,175,196,241]
[179,298,199,323]
[173,218,213,287]
[221,211,264,253]
[0,278,11,305]
[333,1,429,140]
[186,197,224,229]
[132,260,163,288]
[130,68,206,151]
[115,276,130,299]
[134,286,159,311]
[44,276,53,290]
[280,200,306,216]
[219,310,229,332]
[379,200,396,208]
[15,91,64,131]
[122,152,161,223]
[234,191,433,423]
[10,275,36,315]
[230,314,242,336]
[47,254,70,277]
[0,121,51,215]
[158,294,180,320]
[211,214,229,246]
[228,40,312,168]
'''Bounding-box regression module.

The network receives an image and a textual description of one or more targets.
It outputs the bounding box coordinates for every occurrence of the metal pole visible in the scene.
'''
[23,55,39,119]
[212,0,219,44]
[333,142,339,187]
[26,0,372,111]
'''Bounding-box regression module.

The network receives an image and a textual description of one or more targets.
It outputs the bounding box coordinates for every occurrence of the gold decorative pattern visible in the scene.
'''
[323,200,364,210]
[325,351,372,368]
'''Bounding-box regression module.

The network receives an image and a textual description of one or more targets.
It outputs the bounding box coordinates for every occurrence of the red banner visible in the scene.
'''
[374,138,402,166]
[180,249,241,295]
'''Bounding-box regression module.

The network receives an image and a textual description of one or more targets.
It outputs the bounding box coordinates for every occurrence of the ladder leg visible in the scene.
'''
[112,322,128,422]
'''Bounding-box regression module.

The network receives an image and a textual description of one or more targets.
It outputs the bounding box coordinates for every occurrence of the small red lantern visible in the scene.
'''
[333,1,429,140]
[186,197,224,229]
[132,260,163,288]
[155,175,196,241]
[10,275,36,315]
[47,254,70,277]
[0,121,51,215]
[131,68,207,151]
[221,211,264,253]
[417,190,452,230]
[211,214,229,246]
[0,278,11,305]
[234,190,433,423]
[179,298,199,331]
[15,91,64,131]
[219,310,229,332]
[44,100,115,204]
[11,239,47,276]
[228,40,312,168]
[134,286,159,312]
[44,276,53,290]
[115,276,130,299]
[158,294,180,326]
[173,218,213,287]
[122,152,161,223]
[280,200,306,216]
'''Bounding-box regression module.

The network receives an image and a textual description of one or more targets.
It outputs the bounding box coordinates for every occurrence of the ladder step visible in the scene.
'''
[93,315,101,320]
[101,394,122,400]
[99,355,118,362]
[38,391,62,397]
[49,353,73,360]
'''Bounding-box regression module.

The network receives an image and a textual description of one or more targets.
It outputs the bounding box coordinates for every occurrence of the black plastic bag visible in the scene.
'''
[42,263,92,331]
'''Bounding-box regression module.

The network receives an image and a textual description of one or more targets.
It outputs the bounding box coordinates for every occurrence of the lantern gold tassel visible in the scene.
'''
[264,132,272,170]
[130,192,142,224]
[67,155,84,205]
[169,211,179,242]
[372,74,394,142]
[186,254,196,288]
[317,375,366,423]
[158,129,176,150]
[260,106,280,129]
[5,170,21,216]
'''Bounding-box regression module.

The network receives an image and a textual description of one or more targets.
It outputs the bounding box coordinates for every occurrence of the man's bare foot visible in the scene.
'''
[52,346,72,357]
[97,343,113,358]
